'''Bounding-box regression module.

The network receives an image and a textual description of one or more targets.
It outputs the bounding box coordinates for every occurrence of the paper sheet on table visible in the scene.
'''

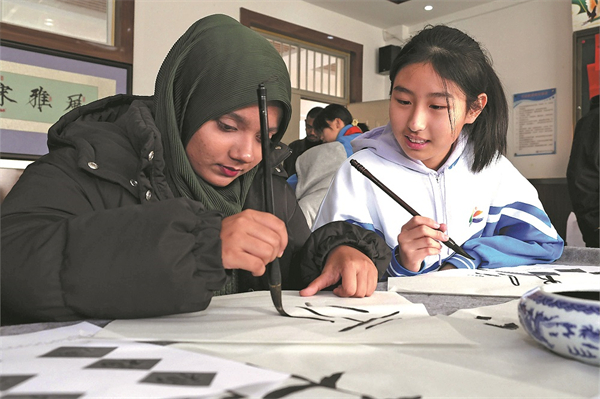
[99,291,472,346]
[174,339,590,399]
[443,301,599,398]
[171,298,598,399]
[1,322,289,398]
[1,321,102,348]
[388,264,600,297]
[450,299,521,321]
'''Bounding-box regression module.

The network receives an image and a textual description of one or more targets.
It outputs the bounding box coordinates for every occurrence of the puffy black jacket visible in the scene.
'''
[567,95,599,248]
[1,95,390,325]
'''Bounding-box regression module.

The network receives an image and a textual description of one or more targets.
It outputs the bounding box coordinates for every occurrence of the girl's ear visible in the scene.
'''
[332,117,345,130]
[466,93,488,124]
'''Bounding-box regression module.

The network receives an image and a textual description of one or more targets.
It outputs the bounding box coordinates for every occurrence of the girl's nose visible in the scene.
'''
[408,107,426,133]
[230,136,256,163]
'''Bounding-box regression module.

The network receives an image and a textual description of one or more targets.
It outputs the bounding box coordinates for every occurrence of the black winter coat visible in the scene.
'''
[567,95,599,248]
[1,95,390,325]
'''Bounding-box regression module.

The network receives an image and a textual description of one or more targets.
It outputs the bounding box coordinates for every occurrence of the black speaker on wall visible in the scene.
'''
[378,45,402,75]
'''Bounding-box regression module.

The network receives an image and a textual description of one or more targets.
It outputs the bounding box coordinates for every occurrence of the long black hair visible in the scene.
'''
[389,25,508,173]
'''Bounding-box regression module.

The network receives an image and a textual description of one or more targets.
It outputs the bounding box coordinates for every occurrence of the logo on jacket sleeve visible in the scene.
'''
[469,208,484,226]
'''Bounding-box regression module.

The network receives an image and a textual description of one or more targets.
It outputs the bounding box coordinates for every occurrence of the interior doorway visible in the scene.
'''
[298,99,330,140]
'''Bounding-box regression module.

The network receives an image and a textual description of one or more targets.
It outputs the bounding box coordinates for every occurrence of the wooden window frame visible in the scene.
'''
[240,8,362,103]
[0,0,134,65]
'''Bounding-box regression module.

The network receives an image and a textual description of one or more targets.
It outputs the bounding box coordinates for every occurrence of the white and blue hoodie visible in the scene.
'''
[312,123,564,277]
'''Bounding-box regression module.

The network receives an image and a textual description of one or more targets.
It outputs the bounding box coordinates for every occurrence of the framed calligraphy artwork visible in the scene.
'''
[0,41,131,160]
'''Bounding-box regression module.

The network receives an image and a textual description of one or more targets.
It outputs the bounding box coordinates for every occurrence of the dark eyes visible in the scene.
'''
[216,120,236,132]
[395,98,447,110]
[216,119,275,141]
[430,104,447,110]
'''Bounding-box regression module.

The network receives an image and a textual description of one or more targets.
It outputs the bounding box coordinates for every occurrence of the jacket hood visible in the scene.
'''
[336,124,362,157]
[350,122,470,175]
[47,94,152,151]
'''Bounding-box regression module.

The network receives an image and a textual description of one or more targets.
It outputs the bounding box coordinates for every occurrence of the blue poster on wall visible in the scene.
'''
[513,88,557,157]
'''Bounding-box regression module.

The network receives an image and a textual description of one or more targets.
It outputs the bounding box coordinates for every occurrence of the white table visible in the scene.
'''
[2,247,599,398]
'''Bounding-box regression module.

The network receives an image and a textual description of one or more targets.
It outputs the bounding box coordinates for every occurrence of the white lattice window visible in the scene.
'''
[263,32,350,103]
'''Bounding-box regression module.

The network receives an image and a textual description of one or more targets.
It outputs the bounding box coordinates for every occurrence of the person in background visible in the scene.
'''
[0,15,391,325]
[312,104,363,156]
[313,25,563,277]
[292,104,363,228]
[567,87,599,248]
[282,106,324,177]
[357,122,370,133]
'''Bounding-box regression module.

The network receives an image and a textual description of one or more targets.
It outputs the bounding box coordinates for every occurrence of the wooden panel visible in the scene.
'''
[348,99,390,131]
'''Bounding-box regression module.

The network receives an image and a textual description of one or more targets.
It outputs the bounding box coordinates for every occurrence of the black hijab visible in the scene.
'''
[154,14,292,216]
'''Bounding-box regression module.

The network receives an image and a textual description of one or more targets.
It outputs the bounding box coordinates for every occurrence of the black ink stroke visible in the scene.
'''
[339,311,400,332]
[484,322,519,330]
[296,306,334,318]
[555,268,586,273]
[329,305,370,313]
[263,373,343,398]
[537,274,561,284]
[263,372,422,399]
[342,317,364,323]
[528,271,560,276]
[365,318,395,329]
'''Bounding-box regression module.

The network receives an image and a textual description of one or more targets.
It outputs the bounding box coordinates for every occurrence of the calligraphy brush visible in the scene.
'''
[350,159,474,260]
[257,83,290,317]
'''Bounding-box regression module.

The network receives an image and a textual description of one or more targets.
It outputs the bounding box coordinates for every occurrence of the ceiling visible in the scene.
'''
[301,0,500,30]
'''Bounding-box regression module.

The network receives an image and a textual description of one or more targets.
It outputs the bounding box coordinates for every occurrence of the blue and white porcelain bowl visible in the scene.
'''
[518,284,600,366]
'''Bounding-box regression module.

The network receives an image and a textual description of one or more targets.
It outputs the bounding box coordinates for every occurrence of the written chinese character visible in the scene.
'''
[29,86,52,112]
[0,82,17,106]
[65,93,84,111]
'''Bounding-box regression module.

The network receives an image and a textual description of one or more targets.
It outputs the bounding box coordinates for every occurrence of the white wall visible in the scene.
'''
[132,0,388,100]
[400,0,573,179]
[133,0,574,179]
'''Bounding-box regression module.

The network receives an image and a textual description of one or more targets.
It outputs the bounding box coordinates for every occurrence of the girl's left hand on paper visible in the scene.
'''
[299,245,378,298]
[396,216,449,272]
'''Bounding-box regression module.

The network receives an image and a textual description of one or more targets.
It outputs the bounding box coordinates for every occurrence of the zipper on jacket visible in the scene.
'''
[430,172,450,263]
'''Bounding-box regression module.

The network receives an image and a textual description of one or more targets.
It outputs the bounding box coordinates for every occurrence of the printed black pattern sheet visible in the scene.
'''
[0,323,288,398]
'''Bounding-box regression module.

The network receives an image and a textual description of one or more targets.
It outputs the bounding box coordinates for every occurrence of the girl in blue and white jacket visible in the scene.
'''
[313,25,564,277]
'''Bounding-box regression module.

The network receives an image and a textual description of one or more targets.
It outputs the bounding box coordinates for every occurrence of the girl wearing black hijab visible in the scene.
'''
[1,15,390,325]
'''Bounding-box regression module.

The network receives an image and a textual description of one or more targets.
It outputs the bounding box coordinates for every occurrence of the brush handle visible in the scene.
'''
[350,159,418,217]
[258,84,275,214]
[350,159,474,260]
[257,84,289,317]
